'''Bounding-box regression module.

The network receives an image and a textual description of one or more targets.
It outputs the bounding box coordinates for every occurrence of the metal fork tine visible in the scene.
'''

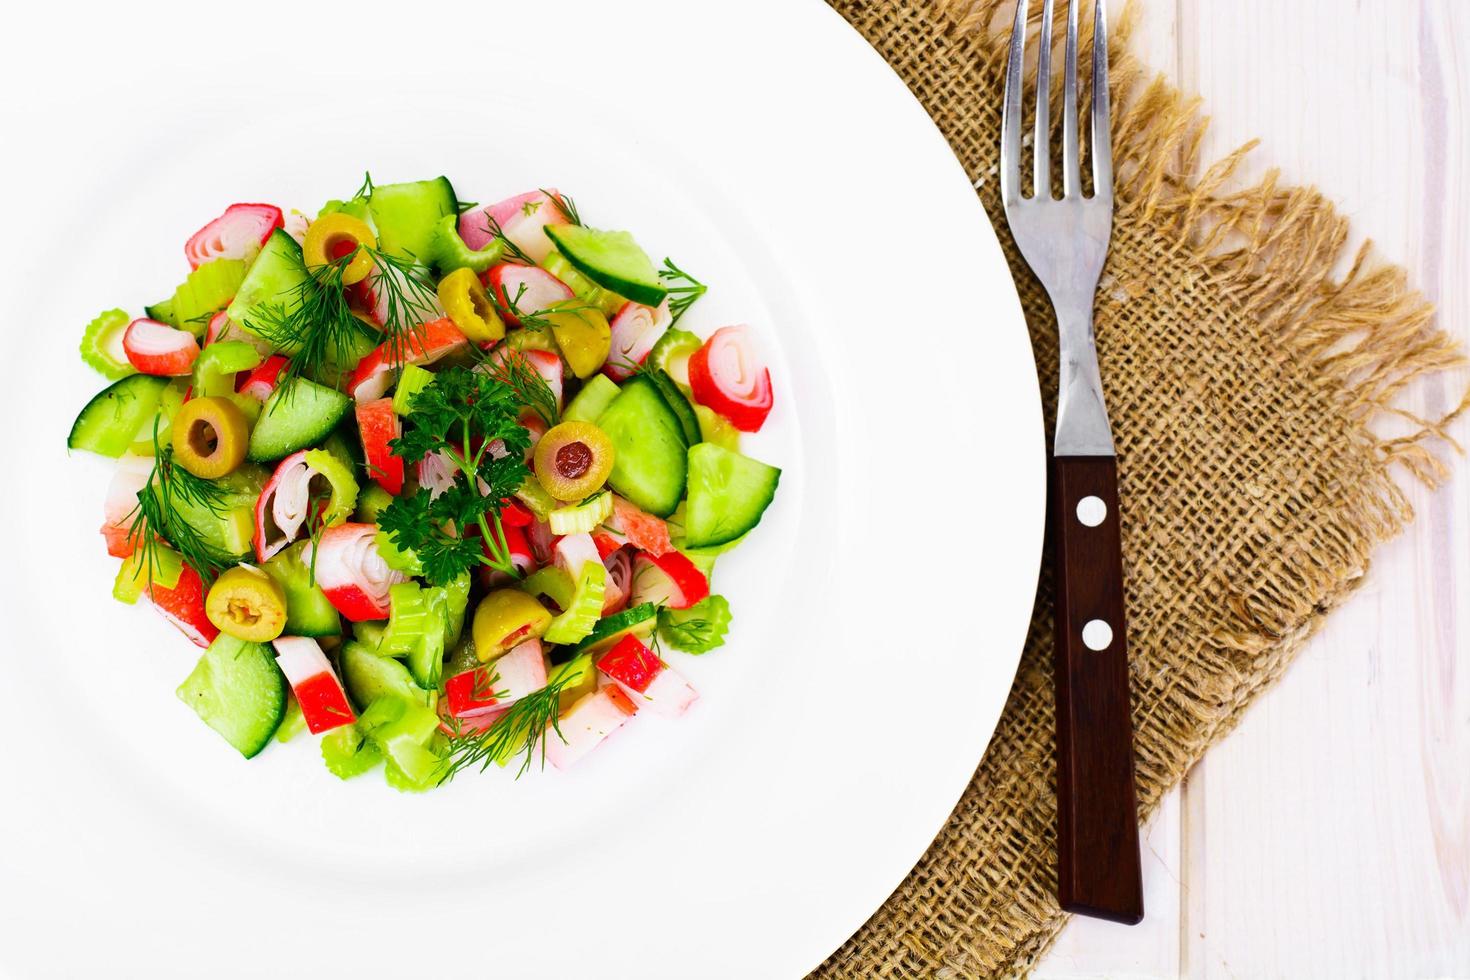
[1061,0,1081,197]
[1034,0,1055,199]
[1000,0,1029,205]
[1091,0,1113,196]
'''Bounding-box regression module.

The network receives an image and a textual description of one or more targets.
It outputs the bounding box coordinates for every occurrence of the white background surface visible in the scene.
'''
[1039,2,1470,977]
[0,2,1044,978]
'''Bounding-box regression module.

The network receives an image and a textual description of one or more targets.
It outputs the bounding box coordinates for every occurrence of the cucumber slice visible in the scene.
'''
[646,369,700,445]
[144,298,178,328]
[596,375,688,517]
[684,444,781,548]
[369,177,458,262]
[175,634,287,759]
[544,225,668,307]
[542,249,626,317]
[568,602,658,657]
[227,230,310,346]
[339,640,431,712]
[80,309,136,380]
[262,541,341,637]
[247,377,352,462]
[68,375,168,458]
[564,374,620,423]
[162,464,265,561]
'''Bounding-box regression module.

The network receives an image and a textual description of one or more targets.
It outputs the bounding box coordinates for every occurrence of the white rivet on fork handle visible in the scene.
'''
[1076,495,1107,526]
[1082,619,1113,651]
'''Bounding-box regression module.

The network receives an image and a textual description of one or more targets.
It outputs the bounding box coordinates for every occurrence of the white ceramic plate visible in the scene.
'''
[0,1,1042,976]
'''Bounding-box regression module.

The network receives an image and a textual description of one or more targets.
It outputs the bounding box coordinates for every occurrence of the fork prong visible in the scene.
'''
[1000,0,1029,205]
[1090,0,1113,196]
[1061,0,1082,197]
[1033,0,1055,199]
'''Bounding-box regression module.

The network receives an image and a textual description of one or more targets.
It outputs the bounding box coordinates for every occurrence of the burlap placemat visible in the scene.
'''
[812,1,1469,977]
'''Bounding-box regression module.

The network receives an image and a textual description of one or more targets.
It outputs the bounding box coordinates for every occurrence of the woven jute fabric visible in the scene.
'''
[812,1,1469,977]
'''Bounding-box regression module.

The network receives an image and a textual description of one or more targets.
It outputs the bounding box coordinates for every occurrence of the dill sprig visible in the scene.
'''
[352,171,375,200]
[438,672,576,782]
[541,188,582,226]
[496,281,596,336]
[126,424,232,586]
[483,346,561,429]
[480,212,535,265]
[245,246,437,388]
[660,257,708,324]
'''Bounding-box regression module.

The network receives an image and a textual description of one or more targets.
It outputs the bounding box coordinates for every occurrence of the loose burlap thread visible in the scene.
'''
[811,1,1470,977]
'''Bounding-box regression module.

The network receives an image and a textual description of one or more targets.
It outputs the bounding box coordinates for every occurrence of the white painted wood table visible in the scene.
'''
[1033,2,1470,977]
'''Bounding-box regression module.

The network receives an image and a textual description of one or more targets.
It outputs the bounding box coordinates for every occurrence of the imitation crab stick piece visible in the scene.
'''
[253,450,341,562]
[543,684,640,770]
[482,346,565,410]
[444,638,548,719]
[458,189,566,265]
[606,495,673,556]
[630,551,710,610]
[347,317,469,403]
[605,300,672,381]
[101,455,153,558]
[149,566,218,648]
[356,399,404,495]
[554,532,600,580]
[303,522,409,621]
[273,636,356,734]
[236,354,289,402]
[357,258,446,328]
[123,319,200,377]
[687,324,773,432]
[595,634,698,718]
[185,203,284,269]
[601,547,632,616]
[484,264,574,328]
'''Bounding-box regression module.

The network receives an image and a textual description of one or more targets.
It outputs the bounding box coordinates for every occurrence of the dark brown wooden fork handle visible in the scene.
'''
[1050,454,1144,925]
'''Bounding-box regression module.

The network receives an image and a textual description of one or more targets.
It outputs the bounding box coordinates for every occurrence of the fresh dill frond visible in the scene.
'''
[244,246,437,388]
[483,345,561,429]
[660,257,708,324]
[496,282,596,337]
[352,171,375,200]
[126,424,233,586]
[455,198,479,215]
[541,188,582,226]
[480,212,535,265]
[437,673,576,782]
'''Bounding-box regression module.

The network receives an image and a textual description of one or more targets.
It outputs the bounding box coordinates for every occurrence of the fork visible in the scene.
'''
[1000,0,1144,924]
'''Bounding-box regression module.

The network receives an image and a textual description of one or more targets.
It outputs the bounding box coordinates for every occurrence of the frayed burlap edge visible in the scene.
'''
[811,1,1470,977]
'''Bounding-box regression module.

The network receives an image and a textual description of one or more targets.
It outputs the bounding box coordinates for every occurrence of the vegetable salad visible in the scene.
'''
[70,176,780,791]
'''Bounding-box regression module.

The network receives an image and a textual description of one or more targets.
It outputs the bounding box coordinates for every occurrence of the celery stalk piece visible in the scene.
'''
[544,561,607,644]
[193,340,263,399]
[375,529,424,575]
[80,309,136,380]
[301,449,360,527]
[355,484,395,524]
[430,214,504,275]
[694,405,740,451]
[380,583,433,658]
[112,544,185,604]
[275,695,308,743]
[393,363,435,416]
[548,491,613,535]
[321,720,383,779]
[171,259,248,336]
[514,476,559,521]
[658,594,733,654]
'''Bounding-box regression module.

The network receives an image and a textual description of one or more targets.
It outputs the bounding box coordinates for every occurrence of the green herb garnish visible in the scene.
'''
[438,672,576,782]
[660,257,707,324]
[125,423,233,586]
[541,188,582,226]
[376,366,531,586]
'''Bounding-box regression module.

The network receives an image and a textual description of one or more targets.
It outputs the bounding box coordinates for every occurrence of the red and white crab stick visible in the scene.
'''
[123,319,200,377]
[273,636,356,734]
[543,684,640,770]
[304,522,409,621]
[443,638,548,720]
[458,189,566,265]
[347,317,469,403]
[688,324,773,432]
[595,634,698,719]
[185,203,283,269]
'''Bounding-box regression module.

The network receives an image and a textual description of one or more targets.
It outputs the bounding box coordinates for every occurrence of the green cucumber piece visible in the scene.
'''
[355,484,395,523]
[369,177,458,262]
[261,541,341,637]
[162,464,265,561]
[568,602,658,657]
[339,640,431,712]
[227,230,310,346]
[544,225,668,307]
[144,298,178,327]
[684,444,780,548]
[113,543,184,604]
[542,249,626,317]
[247,377,352,462]
[172,259,247,336]
[646,369,700,445]
[80,308,135,380]
[596,375,688,517]
[176,634,287,759]
[563,374,620,423]
[68,375,167,458]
